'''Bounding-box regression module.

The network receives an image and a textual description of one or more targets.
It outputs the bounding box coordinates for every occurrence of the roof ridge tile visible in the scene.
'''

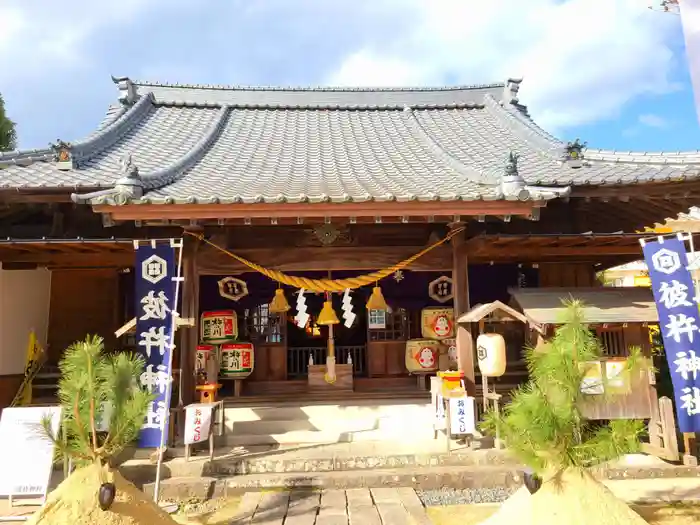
[129,80,508,93]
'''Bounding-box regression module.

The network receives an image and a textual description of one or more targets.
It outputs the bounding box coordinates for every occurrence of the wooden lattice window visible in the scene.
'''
[244,304,286,344]
[368,308,410,341]
[596,326,627,357]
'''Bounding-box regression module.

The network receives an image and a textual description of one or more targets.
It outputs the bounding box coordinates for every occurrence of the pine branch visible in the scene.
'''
[480,300,644,474]
[47,335,152,464]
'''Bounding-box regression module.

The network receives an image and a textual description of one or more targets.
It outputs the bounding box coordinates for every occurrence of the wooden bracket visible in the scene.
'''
[114,316,195,338]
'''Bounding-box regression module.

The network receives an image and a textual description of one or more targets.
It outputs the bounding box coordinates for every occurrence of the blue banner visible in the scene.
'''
[642,237,700,433]
[134,240,181,448]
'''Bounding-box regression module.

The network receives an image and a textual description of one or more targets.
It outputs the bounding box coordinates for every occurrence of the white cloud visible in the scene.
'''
[0,7,26,51]
[327,0,684,132]
[638,113,669,128]
[0,0,178,77]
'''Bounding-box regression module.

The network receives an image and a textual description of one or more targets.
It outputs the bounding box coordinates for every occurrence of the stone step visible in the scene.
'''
[223,400,432,423]
[226,414,428,435]
[143,464,523,499]
[121,446,515,481]
[140,464,700,502]
[207,449,517,476]
[220,425,438,446]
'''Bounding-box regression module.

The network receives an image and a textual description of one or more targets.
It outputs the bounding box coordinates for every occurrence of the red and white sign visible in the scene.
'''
[183,403,214,445]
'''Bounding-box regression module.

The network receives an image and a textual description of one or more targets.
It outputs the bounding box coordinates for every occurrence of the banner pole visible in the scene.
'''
[684,231,699,464]
[153,239,185,504]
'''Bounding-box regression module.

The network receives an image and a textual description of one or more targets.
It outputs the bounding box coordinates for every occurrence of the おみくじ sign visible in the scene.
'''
[448,395,476,436]
[184,404,214,445]
[134,239,183,448]
[642,236,700,433]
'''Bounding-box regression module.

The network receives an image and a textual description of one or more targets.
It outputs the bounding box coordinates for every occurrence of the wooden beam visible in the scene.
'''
[0,191,76,204]
[95,201,539,221]
[180,236,200,419]
[198,245,453,273]
[570,181,700,198]
[0,239,641,268]
[148,216,477,227]
[451,226,476,396]
[0,250,134,266]
[114,316,194,338]
[473,244,642,259]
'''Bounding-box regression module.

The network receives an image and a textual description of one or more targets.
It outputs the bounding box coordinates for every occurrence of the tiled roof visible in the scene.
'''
[1,76,700,206]
[510,287,659,324]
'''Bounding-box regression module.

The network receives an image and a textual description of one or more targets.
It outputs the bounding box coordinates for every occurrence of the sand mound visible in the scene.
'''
[480,468,648,525]
[26,463,178,525]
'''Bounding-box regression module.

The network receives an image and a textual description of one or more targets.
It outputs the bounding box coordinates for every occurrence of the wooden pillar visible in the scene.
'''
[177,233,200,437]
[451,226,476,395]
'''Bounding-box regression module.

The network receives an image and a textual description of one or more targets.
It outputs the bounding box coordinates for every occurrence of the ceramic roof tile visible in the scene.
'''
[2,76,700,205]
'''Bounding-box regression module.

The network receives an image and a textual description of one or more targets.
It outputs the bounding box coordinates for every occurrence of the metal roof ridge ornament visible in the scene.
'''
[111,75,138,105]
[70,153,142,205]
[563,138,587,168]
[500,151,530,201]
[50,139,74,171]
[112,152,144,204]
[503,78,522,104]
[499,151,571,202]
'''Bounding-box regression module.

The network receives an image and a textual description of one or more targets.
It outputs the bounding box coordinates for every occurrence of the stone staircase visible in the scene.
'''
[221,395,436,446]
[30,364,60,404]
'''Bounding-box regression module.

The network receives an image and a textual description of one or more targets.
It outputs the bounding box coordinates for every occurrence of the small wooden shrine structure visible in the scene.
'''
[509,286,679,461]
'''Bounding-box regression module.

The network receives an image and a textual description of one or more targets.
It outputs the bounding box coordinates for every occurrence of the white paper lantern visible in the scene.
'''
[476,333,506,377]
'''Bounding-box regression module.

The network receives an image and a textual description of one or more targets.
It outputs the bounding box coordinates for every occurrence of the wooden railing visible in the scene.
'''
[287,345,367,379]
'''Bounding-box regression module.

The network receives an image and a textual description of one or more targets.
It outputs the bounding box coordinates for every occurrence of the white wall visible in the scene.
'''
[0,267,52,375]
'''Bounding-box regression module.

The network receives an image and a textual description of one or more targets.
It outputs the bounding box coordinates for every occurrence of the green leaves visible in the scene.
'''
[481,299,646,474]
[42,335,154,465]
[0,93,17,152]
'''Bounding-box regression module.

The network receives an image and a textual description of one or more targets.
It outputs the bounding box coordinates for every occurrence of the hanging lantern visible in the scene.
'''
[317,300,340,325]
[366,286,388,311]
[476,333,507,377]
[269,288,290,313]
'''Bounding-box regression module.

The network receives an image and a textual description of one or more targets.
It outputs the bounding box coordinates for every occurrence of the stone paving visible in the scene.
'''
[230,487,432,524]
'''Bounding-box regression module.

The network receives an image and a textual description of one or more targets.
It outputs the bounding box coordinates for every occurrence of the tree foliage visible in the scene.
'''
[482,300,648,475]
[42,335,154,467]
[0,93,17,152]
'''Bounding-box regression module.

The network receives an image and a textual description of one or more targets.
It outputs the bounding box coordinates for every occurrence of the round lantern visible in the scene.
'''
[421,308,455,340]
[476,333,506,377]
[405,339,441,373]
[195,344,217,373]
[220,342,255,379]
[200,310,238,344]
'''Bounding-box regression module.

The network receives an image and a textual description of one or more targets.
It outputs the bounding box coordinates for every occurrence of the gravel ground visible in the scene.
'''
[417,486,517,506]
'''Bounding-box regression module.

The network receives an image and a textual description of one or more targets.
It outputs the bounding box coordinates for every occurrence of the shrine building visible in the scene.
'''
[1,75,699,444]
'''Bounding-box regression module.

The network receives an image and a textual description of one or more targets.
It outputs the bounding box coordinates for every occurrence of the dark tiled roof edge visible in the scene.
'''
[154,100,487,110]
[129,80,509,93]
[0,94,155,167]
[487,96,700,167]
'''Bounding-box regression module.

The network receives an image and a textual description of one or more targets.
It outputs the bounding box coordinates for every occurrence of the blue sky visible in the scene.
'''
[0,0,698,152]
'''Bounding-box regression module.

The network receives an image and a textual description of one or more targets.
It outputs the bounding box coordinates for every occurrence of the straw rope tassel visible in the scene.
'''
[185,226,464,293]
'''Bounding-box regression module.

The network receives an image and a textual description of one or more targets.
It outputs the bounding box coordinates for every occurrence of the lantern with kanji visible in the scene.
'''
[200,310,238,344]
[220,342,255,379]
